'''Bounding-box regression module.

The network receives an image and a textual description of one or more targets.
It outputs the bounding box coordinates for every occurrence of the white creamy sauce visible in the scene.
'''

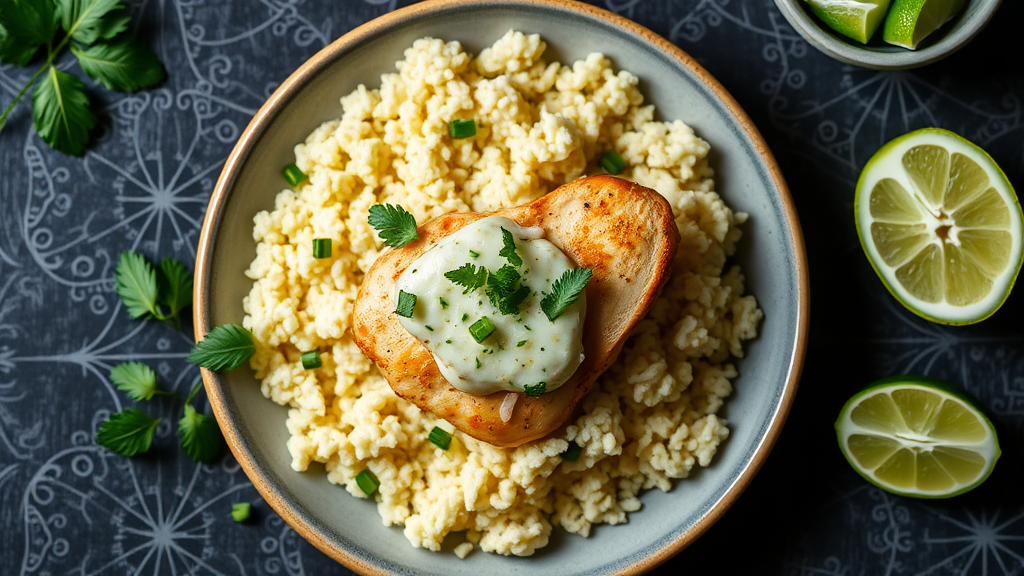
[395,216,585,395]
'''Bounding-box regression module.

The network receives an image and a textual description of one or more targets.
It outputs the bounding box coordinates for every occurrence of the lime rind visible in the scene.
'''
[805,0,891,44]
[835,375,1001,499]
[882,0,967,49]
[855,128,1024,325]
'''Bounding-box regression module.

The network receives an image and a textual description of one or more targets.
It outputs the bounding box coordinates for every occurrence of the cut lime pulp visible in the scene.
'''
[804,0,892,44]
[883,0,966,49]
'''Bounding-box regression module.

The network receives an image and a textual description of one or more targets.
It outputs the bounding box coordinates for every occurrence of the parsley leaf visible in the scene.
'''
[72,40,165,92]
[115,250,159,319]
[499,227,523,267]
[58,0,129,45]
[110,361,170,401]
[368,203,418,248]
[540,268,593,321]
[157,256,193,321]
[96,408,160,457]
[33,67,95,156]
[0,0,57,66]
[187,324,256,372]
[444,263,487,294]
[485,265,530,315]
[178,383,224,464]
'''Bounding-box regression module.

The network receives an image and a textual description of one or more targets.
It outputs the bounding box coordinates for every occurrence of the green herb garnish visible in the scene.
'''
[517,340,528,347]
[523,382,547,397]
[600,150,627,175]
[96,408,160,457]
[428,426,452,450]
[109,361,171,401]
[157,257,193,323]
[282,163,307,187]
[368,203,418,248]
[469,317,496,343]
[231,502,251,523]
[312,238,332,259]
[475,357,481,369]
[178,383,224,464]
[439,297,449,309]
[0,0,165,155]
[301,350,322,369]
[469,249,480,259]
[462,313,469,322]
[486,265,530,315]
[561,441,582,462]
[499,227,523,267]
[541,268,592,321]
[187,324,256,372]
[396,290,417,318]
[356,469,380,496]
[448,118,476,138]
[115,251,192,325]
[444,263,487,294]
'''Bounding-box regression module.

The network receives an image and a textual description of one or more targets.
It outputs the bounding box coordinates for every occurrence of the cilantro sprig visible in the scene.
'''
[115,251,193,326]
[444,263,487,294]
[368,203,418,248]
[486,265,530,315]
[499,227,523,267]
[178,382,225,464]
[540,268,593,321]
[0,0,166,155]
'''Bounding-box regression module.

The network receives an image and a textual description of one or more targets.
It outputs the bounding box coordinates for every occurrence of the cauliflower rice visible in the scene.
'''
[243,30,763,557]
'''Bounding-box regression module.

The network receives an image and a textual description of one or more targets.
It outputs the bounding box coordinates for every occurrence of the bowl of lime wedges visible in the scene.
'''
[773,0,1002,69]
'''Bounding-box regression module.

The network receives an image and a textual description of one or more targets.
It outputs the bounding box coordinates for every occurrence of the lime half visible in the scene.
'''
[804,0,892,44]
[836,376,1000,498]
[855,128,1023,325]
[883,0,966,49]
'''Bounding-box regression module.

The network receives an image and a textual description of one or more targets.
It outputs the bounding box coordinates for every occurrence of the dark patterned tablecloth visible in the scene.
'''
[2,1,1022,574]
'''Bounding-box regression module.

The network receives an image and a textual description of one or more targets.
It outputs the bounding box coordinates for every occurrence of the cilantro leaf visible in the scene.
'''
[178,383,224,464]
[444,263,487,294]
[96,408,160,457]
[499,227,523,267]
[187,324,256,372]
[541,268,592,321]
[58,0,129,45]
[72,40,165,92]
[115,250,159,319]
[32,66,95,156]
[367,203,418,248]
[0,0,58,65]
[485,265,530,315]
[157,257,193,320]
[523,382,547,397]
[110,361,170,401]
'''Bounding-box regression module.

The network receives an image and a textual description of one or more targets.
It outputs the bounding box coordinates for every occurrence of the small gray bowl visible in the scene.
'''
[774,0,1003,70]
[195,0,809,573]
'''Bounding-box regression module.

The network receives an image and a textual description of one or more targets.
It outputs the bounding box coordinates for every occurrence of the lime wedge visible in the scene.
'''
[836,376,1000,498]
[804,0,892,43]
[882,0,966,49]
[855,128,1023,325]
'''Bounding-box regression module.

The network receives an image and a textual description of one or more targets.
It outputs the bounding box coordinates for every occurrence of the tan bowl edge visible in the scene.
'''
[193,0,810,573]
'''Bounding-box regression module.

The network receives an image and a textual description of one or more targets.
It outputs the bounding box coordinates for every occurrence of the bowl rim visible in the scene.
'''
[193,0,810,573]
[773,0,1003,70]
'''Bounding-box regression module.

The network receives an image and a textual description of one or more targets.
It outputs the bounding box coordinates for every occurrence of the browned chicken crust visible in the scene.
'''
[352,175,680,447]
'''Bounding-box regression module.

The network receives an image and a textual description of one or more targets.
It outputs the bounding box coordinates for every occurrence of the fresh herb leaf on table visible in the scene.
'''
[109,361,171,401]
[115,251,193,324]
[368,203,418,248]
[0,0,165,155]
[187,324,256,372]
[178,382,224,464]
[540,268,592,321]
[96,408,160,457]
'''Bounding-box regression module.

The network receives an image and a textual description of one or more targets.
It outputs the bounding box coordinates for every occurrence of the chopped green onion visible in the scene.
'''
[231,502,251,523]
[599,150,626,175]
[523,382,546,397]
[282,163,307,186]
[425,325,434,332]
[469,250,480,259]
[312,238,332,259]
[449,118,476,138]
[439,297,449,309]
[356,469,379,496]
[561,441,582,462]
[517,340,528,347]
[396,290,417,318]
[469,317,496,343]
[524,325,531,331]
[428,426,452,450]
[301,350,322,369]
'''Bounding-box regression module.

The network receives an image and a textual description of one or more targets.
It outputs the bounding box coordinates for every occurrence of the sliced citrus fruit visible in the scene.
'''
[882,0,966,49]
[855,128,1023,325]
[836,375,1000,498]
[804,0,892,44]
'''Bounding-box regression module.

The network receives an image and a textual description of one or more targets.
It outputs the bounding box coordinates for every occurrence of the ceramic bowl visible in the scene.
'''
[774,0,1003,70]
[194,0,809,573]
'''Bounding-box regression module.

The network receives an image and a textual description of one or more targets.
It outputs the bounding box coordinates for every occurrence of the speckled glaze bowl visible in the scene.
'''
[194,0,809,574]
[774,0,1003,70]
